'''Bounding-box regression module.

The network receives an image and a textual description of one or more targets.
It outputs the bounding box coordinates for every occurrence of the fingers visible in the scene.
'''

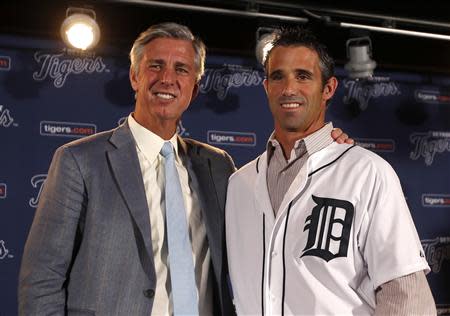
[345,136,355,145]
[332,128,355,144]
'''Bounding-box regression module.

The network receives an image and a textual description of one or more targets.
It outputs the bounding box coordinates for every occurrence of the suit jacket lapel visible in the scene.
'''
[107,122,156,284]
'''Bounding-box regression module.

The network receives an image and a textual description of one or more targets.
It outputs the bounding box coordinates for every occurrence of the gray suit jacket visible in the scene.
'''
[18,122,236,316]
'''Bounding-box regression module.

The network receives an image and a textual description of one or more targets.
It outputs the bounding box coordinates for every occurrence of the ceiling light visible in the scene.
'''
[61,7,100,50]
[344,36,377,79]
[255,27,279,65]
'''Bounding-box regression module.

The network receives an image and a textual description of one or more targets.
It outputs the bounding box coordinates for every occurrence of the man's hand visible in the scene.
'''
[331,128,354,144]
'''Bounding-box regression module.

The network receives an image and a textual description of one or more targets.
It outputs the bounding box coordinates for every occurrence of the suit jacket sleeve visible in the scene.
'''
[18,145,86,315]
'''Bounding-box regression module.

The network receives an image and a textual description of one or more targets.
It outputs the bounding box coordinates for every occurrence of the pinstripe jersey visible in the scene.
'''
[226,138,429,315]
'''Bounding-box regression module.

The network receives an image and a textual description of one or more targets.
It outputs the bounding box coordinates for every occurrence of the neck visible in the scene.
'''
[274,124,324,159]
[149,123,177,140]
[274,131,304,160]
[132,112,177,140]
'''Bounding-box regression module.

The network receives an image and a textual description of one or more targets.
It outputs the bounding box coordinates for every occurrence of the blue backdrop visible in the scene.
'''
[1,35,449,315]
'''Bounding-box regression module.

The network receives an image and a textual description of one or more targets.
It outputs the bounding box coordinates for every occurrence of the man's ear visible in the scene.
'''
[323,76,338,102]
[263,78,269,95]
[191,82,200,100]
[129,67,138,91]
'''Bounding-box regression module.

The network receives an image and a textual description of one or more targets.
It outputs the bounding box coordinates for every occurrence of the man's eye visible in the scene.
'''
[270,74,282,81]
[176,67,189,74]
[149,64,161,70]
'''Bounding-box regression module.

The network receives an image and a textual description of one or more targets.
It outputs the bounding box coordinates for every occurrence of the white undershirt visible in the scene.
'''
[128,115,213,316]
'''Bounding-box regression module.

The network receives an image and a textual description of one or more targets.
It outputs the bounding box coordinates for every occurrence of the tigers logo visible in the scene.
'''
[0,105,17,128]
[29,174,47,208]
[33,51,109,88]
[422,237,450,273]
[415,90,450,104]
[117,116,127,126]
[355,138,395,152]
[200,64,263,100]
[436,304,450,315]
[410,131,450,166]
[40,121,96,138]
[301,196,354,262]
[422,194,450,207]
[176,120,188,136]
[207,130,256,147]
[0,240,13,260]
[343,77,400,110]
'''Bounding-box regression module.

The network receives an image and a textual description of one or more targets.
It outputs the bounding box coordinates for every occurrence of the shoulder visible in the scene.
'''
[53,127,119,161]
[349,144,397,175]
[314,144,402,193]
[62,129,115,149]
[228,153,262,185]
[316,143,396,173]
[182,137,234,163]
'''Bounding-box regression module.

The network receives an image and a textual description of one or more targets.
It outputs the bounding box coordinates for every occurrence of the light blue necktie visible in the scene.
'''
[160,142,198,316]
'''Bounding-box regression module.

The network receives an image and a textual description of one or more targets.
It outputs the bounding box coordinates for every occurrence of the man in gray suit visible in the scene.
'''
[19,22,236,316]
[19,22,350,315]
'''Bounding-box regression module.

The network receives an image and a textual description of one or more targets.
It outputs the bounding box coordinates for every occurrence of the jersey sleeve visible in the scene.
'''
[359,158,430,289]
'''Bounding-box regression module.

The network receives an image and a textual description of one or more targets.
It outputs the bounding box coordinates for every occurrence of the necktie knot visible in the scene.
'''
[160,141,174,158]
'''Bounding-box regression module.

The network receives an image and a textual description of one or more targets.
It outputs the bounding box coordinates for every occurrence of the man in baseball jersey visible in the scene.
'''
[226,26,436,315]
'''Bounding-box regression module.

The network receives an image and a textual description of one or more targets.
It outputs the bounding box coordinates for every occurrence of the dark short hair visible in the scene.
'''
[264,26,335,87]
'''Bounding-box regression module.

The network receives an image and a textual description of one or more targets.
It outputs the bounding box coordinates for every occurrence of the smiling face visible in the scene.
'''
[130,37,199,139]
[264,45,337,139]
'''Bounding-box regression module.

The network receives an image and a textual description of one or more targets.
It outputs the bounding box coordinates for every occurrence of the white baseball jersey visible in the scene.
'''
[226,142,429,315]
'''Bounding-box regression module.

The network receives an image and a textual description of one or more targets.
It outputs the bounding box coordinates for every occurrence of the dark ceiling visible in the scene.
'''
[3,0,450,74]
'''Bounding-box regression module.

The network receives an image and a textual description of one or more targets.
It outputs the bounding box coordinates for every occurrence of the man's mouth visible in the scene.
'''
[281,102,301,108]
[279,96,305,109]
[155,92,176,100]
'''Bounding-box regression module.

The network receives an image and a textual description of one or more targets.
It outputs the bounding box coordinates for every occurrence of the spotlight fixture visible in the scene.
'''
[255,27,279,65]
[60,7,100,50]
[344,36,377,79]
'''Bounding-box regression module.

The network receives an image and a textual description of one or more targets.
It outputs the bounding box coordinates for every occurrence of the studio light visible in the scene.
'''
[344,36,377,79]
[61,7,100,50]
[255,27,279,65]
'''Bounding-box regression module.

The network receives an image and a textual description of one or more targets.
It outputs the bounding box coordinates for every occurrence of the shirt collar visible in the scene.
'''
[266,122,334,163]
[128,114,179,164]
[303,122,334,155]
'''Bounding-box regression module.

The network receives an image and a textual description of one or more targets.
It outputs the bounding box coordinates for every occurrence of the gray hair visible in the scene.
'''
[129,22,206,82]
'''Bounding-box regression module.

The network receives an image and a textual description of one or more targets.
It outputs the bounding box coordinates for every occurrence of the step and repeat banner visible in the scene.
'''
[1,35,449,315]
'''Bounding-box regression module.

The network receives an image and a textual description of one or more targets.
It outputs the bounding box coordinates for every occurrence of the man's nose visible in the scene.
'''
[282,77,297,96]
[160,67,175,84]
